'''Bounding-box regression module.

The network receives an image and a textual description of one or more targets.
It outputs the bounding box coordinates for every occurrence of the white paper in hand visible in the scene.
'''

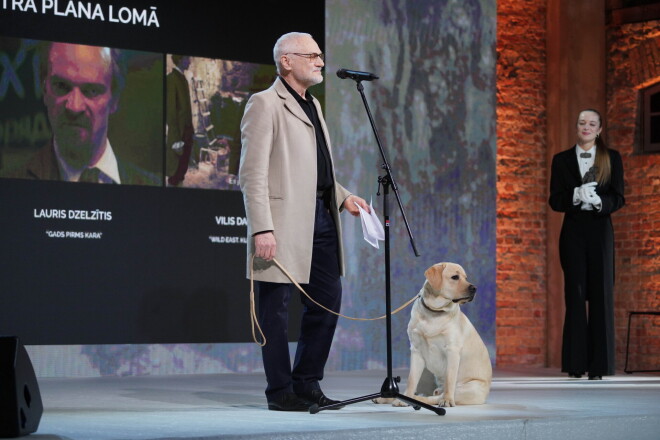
[354,199,385,248]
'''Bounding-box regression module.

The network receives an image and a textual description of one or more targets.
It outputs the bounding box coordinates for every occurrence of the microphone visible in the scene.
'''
[336,68,379,81]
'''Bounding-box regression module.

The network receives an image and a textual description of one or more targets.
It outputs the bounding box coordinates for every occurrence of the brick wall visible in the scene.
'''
[606,22,660,372]
[497,3,660,369]
[496,0,548,366]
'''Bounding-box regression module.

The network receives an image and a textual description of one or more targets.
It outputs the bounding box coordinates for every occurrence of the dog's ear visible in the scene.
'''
[424,263,445,291]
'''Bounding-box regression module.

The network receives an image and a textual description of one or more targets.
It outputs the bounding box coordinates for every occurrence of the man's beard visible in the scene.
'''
[297,68,323,87]
[308,72,323,85]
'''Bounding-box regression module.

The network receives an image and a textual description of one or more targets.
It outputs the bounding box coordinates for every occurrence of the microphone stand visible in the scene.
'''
[310,80,445,416]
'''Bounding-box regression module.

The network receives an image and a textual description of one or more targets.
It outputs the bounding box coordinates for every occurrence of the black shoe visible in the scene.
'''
[298,389,344,410]
[588,375,602,380]
[267,392,311,411]
[568,372,584,378]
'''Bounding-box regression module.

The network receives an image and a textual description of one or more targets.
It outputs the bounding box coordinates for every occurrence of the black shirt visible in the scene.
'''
[280,77,334,192]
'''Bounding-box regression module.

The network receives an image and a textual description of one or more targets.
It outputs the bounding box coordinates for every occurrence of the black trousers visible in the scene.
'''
[559,212,615,376]
[257,197,342,400]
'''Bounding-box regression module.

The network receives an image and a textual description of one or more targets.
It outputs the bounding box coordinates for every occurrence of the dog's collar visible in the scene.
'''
[418,295,449,313]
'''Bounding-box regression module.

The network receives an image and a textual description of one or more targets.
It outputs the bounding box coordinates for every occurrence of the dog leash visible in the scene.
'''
[249,254,420,346]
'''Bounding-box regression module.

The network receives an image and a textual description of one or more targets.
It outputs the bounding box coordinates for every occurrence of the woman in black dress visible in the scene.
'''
[549,109,625,379]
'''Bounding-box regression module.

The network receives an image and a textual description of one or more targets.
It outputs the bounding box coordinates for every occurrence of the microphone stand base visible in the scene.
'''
[309,376,446,416]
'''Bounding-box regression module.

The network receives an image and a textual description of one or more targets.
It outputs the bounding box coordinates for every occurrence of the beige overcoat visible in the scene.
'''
[239,77,351,283]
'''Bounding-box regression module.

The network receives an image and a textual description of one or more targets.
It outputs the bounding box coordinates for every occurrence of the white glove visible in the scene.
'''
[575,182,597,204]
[585,186,602,209]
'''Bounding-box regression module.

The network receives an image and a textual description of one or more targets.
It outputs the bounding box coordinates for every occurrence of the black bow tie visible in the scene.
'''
[580,152,592,158]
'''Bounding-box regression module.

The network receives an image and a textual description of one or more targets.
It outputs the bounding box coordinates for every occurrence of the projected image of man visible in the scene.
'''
[10,42,158,185]
[166,55,193,186]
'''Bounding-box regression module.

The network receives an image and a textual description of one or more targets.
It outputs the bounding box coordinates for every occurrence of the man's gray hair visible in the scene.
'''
[273,32,312,75]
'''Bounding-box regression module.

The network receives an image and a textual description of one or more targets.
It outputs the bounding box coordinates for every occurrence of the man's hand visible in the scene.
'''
[254,231,276,261]
[343,195,370,217]
[171,141,185,154]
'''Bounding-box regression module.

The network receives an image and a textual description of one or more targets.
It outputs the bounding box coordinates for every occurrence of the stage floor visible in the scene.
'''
[32,367,660,440]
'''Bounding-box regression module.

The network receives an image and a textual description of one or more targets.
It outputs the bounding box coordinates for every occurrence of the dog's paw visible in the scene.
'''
[392,399,409,407]
[372,397,394,404]
[438,398,456,407]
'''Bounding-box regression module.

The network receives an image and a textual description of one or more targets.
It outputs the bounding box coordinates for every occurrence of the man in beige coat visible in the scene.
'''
[239,32,368,411]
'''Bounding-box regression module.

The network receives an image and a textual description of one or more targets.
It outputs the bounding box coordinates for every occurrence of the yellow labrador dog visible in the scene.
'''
[375,262,492,407]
